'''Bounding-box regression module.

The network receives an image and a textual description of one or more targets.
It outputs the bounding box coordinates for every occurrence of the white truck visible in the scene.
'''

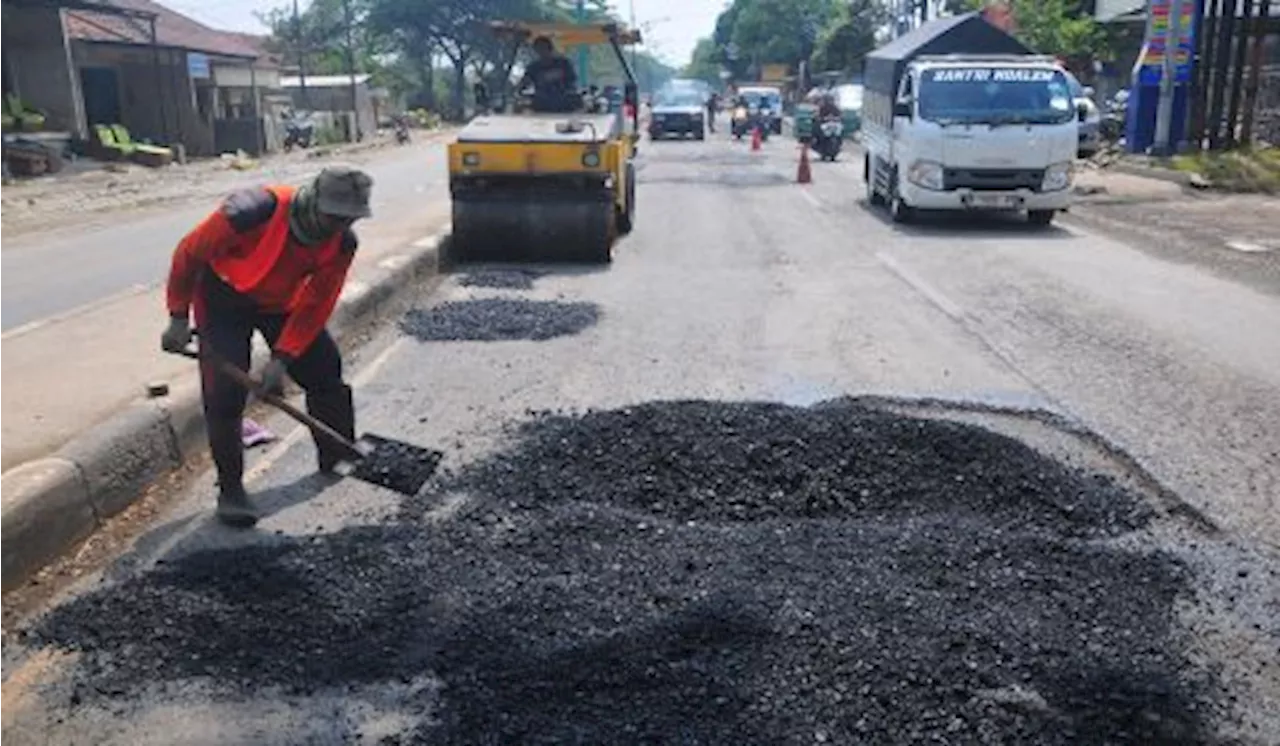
[860,16,1084,226]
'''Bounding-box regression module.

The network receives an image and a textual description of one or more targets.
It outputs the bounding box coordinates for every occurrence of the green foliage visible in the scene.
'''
[810,0,884,75]
[947,0,1110,60]
[683,38,722,85]
[261,0,673,119]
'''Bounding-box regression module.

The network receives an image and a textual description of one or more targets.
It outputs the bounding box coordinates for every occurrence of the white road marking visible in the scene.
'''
[338,280,370,304]
[412,233,443,250]
[799,189,824,210]
[874,251,965,321]
[2,283,151,340]
[378,254,412,271]
[1225,239,1275,253]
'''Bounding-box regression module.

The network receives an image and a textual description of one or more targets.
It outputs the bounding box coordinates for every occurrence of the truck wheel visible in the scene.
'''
[1028,209,1055,227]
[865,157,886,207]
[889,176,914,224]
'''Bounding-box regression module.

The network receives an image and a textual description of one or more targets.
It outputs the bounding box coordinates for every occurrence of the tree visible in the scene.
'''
[946,0,1109,63]
[810,0,884,75]
[684,38,722,85]
[730,0,838,69]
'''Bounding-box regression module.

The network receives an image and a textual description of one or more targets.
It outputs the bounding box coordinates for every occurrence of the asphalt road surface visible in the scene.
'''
[0,140,450,331]
[3,134,1278,745]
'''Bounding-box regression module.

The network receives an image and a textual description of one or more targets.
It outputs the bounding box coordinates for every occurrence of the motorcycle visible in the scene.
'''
[812,115,843,161]
[1101,89,1128,142]
[731,104,770,141]
[282,111,314,152]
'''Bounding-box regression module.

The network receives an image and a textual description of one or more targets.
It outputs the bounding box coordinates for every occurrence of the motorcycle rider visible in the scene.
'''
[817,92,841,121]
[705,92,720,133]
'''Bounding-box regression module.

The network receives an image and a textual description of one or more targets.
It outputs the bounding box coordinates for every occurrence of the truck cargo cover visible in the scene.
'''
[863,12,1033,95]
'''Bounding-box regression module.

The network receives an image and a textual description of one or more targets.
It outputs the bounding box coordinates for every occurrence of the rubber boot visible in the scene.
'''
[216,486,260,528]
[307,384,355,474]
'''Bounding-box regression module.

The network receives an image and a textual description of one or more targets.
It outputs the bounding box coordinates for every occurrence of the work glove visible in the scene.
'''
[257,356,289,398]
[161,316,192,353]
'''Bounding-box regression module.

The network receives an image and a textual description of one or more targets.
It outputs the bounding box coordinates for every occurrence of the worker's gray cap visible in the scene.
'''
[314,165,373,218]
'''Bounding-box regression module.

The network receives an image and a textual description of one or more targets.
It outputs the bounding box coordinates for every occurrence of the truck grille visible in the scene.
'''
[943,168,1045,192]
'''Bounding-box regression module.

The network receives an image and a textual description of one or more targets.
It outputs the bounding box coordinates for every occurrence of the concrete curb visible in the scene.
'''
[0,231,448,591]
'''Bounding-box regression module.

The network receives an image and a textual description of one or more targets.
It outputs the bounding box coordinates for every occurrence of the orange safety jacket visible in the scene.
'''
[166,185,356,360]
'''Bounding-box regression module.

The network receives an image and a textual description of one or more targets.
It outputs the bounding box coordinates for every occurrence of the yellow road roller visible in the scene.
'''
[447,22,642,264]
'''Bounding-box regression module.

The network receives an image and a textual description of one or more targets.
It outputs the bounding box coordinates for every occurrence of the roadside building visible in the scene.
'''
[280,73,388,143]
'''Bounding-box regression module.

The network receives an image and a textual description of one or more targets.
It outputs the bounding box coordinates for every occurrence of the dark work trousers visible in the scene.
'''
[193,273,354,495]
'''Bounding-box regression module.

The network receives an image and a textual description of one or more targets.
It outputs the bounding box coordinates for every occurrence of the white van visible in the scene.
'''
[862,55,1081,226]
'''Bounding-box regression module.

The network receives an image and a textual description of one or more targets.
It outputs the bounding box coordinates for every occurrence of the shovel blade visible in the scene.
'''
[345,433,444,496]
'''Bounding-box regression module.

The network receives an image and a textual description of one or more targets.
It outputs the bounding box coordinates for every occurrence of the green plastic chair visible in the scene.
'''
[94,124,132,157]
[110,124,172,157]
[6,93,46,131]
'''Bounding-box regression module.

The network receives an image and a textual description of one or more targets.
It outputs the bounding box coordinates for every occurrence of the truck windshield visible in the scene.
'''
[917,67,1073,126]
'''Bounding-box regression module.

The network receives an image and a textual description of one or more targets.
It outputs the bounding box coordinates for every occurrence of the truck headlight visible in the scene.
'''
[907,160,945,191]
[462,152,481,167]
[1041,162,1073,192]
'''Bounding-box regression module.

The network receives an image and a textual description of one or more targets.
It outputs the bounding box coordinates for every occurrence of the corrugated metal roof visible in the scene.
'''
[64,0,260,58]
[280,74,373,88]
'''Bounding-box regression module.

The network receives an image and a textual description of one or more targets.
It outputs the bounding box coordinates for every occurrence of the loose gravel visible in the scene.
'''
[456,269,544,290]
[348,435,443,496]
[27,400,1232,744]
[399,299,600,342]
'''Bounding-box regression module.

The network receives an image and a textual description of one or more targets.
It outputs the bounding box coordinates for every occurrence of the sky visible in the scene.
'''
[158,0,727,68]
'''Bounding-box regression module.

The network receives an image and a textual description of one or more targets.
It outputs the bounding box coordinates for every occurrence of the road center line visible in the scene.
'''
[873,251,964,321]
[799,189,824,211]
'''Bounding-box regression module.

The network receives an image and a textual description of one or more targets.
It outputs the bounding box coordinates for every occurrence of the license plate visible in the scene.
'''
[968,194,1020,209]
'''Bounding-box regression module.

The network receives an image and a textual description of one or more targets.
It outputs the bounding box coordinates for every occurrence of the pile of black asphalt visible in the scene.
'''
[456,269,544,290]
[28,399,1228,745]
[399,298,600,342]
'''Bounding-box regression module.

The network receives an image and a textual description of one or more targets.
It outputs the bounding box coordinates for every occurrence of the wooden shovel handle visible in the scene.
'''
[173,346,363,460]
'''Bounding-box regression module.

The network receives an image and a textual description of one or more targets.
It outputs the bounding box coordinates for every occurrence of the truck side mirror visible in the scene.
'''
[1077,102,1089,122]
[893,100,912,119]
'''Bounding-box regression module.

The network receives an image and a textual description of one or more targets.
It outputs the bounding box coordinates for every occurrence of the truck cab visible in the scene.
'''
[863,55,1081,226]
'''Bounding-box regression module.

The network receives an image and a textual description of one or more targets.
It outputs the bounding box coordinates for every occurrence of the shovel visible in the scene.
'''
[173,342,443,496]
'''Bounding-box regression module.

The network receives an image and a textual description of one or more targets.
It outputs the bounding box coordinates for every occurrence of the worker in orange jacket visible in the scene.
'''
[161,166,374,527]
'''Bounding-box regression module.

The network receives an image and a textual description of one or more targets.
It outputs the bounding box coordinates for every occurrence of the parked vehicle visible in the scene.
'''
[282,110,314,152]
[861,15,1081,227]
[1065,71,1101,157]
[1101,88,1129,141]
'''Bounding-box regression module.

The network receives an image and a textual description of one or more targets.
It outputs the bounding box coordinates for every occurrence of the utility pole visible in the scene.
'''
[342,0,361,141]
[1153,0,1186,154]
[293,0,308,109]
[576,0,588,88]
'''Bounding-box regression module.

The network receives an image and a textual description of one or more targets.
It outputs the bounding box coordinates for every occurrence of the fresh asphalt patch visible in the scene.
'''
[22,400,1263,744]
[399,298,600,342]
[456,269,545,290]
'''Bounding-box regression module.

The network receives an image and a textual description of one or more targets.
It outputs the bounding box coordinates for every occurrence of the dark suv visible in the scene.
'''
[649,91,705,140]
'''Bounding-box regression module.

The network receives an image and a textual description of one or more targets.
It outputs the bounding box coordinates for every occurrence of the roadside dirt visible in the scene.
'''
[0,129,454,239]
[1067,168,1280,296]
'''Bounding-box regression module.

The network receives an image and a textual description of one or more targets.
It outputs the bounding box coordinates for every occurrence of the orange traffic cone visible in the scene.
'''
[797,143,812,184]
[750,126,762,151]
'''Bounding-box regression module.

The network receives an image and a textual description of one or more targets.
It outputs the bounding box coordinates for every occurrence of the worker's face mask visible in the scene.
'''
[318,213,357,234]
